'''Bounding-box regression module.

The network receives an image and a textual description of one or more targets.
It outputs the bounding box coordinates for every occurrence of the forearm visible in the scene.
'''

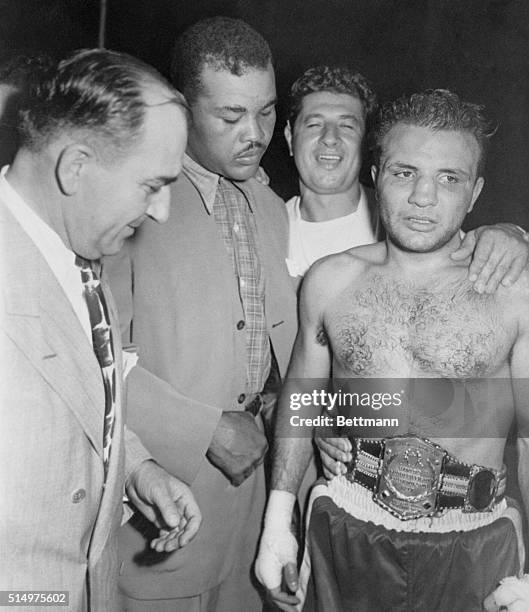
[270,381,316,494]
[517,439,529,521]
[126,365,222,484]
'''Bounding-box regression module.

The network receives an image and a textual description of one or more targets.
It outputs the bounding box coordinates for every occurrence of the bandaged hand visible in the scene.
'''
[484,574,529,611]
[255,490,300,612]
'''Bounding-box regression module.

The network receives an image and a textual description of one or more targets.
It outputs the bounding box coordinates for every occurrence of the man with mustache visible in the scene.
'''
[106,16,297,611]
[256,89,529,612]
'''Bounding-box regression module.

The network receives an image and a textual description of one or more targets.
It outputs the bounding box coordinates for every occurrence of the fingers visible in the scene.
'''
[479,252,510,294]
[315,436,352,478]
[230,458,263,486]
[467,237,495,287]
[501,254,528,288]
[268,586,300,612]
[450,229,476,261]
[283,561,299,593]
[456,224,529,292]
[314,436,352,461]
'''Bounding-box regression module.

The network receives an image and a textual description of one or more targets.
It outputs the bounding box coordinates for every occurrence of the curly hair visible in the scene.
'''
[371,89,494,174]
[20,48,186,160]
[288,65,377,127]
[170,17,272,103]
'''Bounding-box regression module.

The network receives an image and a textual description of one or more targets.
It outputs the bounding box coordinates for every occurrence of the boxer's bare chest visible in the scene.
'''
[325,273,513,378]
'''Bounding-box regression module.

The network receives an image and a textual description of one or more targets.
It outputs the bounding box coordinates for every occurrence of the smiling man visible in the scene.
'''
[105,17,297,612]
[256,89,529,612]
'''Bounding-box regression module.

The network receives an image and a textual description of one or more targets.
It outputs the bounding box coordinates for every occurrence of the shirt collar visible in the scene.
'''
[0,165,77,270]
[183,154,220,214]
[183,153,254,214]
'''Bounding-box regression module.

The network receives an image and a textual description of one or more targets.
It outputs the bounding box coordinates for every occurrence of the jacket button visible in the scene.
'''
[72,488,86,503]
[237,320,245,330]
[238,394,246,404]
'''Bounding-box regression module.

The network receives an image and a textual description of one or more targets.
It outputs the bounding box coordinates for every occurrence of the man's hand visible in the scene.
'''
[125,460,202,552]
[255,490,300,612]
[314,435,352,479]
[484,575,529,611]
[451,223,529,293]
[207,411,268,486]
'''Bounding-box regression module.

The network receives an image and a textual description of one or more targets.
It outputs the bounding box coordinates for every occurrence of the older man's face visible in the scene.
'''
[64,88,188,259]
[186,63,276,181]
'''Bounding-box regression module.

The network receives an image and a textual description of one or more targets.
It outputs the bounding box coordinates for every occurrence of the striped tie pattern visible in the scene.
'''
[76,256,117,481]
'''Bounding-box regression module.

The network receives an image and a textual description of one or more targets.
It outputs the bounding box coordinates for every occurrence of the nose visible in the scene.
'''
[409,176,437,208]
[321,123,339,146]
[241,115,266,145]
[146,187,171,224]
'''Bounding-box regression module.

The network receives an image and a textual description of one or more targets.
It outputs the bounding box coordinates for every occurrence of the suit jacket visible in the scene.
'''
[0,202,150,611]
[105,174,298,598]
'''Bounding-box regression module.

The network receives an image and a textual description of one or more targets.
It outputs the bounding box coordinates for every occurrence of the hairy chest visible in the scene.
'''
[326,278,512,378]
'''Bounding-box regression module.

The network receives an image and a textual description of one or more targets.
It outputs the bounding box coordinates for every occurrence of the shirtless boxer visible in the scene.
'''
[255,89,529,612]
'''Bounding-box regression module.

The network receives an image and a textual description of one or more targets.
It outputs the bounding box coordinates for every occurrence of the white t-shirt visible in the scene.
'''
[285,189,376,278]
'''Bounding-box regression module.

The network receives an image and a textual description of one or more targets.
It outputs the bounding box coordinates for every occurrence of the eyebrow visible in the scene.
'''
[148,175,179,186]
[215,97,277,114]
[302,113,361,122]
[387,162,471,177]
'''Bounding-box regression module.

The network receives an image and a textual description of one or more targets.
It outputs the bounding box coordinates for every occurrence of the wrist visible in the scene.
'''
[264,489,296,532]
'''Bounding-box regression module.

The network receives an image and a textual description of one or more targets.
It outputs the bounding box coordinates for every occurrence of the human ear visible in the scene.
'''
[467,176,484,214]
[56,143,94,196]
[284,121,293,156]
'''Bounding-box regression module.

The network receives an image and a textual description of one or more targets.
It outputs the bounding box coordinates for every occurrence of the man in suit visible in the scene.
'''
[105,16,298,612]
[0,49,201,611]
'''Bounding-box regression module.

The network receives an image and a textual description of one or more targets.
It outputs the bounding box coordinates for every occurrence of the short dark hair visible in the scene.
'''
[288,65,377,127]
[371,89,494,174]
[20,48,186,160]
[0,54,54,91]
[170,16,272,103]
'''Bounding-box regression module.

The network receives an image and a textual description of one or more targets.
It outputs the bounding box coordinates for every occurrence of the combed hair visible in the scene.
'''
[20,48,186,160]
[170,16,272,103]
[371,89,494,173]
[288,65,377,126]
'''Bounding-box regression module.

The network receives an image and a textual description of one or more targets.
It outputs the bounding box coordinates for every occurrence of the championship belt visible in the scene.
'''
[346,436,505,520]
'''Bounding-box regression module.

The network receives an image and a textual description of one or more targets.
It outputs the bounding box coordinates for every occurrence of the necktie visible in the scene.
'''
[76,256,117,481]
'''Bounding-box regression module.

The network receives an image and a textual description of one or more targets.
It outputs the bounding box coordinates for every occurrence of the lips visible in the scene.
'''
[316,153,343,168]
[235,151,263,165]
[405,216,438,231]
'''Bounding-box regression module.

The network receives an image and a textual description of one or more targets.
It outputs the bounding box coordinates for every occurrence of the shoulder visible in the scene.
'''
[245,177,285,208]
[299,248,377,318]
[502,267,529,319]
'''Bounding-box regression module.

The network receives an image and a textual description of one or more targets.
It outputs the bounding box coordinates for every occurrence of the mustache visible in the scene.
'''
[238,142,266,155]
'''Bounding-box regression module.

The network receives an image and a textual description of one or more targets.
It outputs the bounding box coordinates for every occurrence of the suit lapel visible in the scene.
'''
[2,205,105,457]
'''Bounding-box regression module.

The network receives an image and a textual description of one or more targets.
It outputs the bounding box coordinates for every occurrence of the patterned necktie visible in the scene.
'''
[76,256,117,481]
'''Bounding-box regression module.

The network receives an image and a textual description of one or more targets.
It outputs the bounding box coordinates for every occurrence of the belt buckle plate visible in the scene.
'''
[373,436,446,520]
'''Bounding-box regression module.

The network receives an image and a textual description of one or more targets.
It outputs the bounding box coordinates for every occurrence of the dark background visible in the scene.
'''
[1,0,528,228]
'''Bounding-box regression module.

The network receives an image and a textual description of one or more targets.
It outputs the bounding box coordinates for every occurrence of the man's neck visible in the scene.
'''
[385,232,467,282]
[298,182,362,222]
[7,153,70,249]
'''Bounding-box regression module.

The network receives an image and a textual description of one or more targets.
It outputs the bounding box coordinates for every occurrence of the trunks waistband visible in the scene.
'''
[325,476,508,533]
